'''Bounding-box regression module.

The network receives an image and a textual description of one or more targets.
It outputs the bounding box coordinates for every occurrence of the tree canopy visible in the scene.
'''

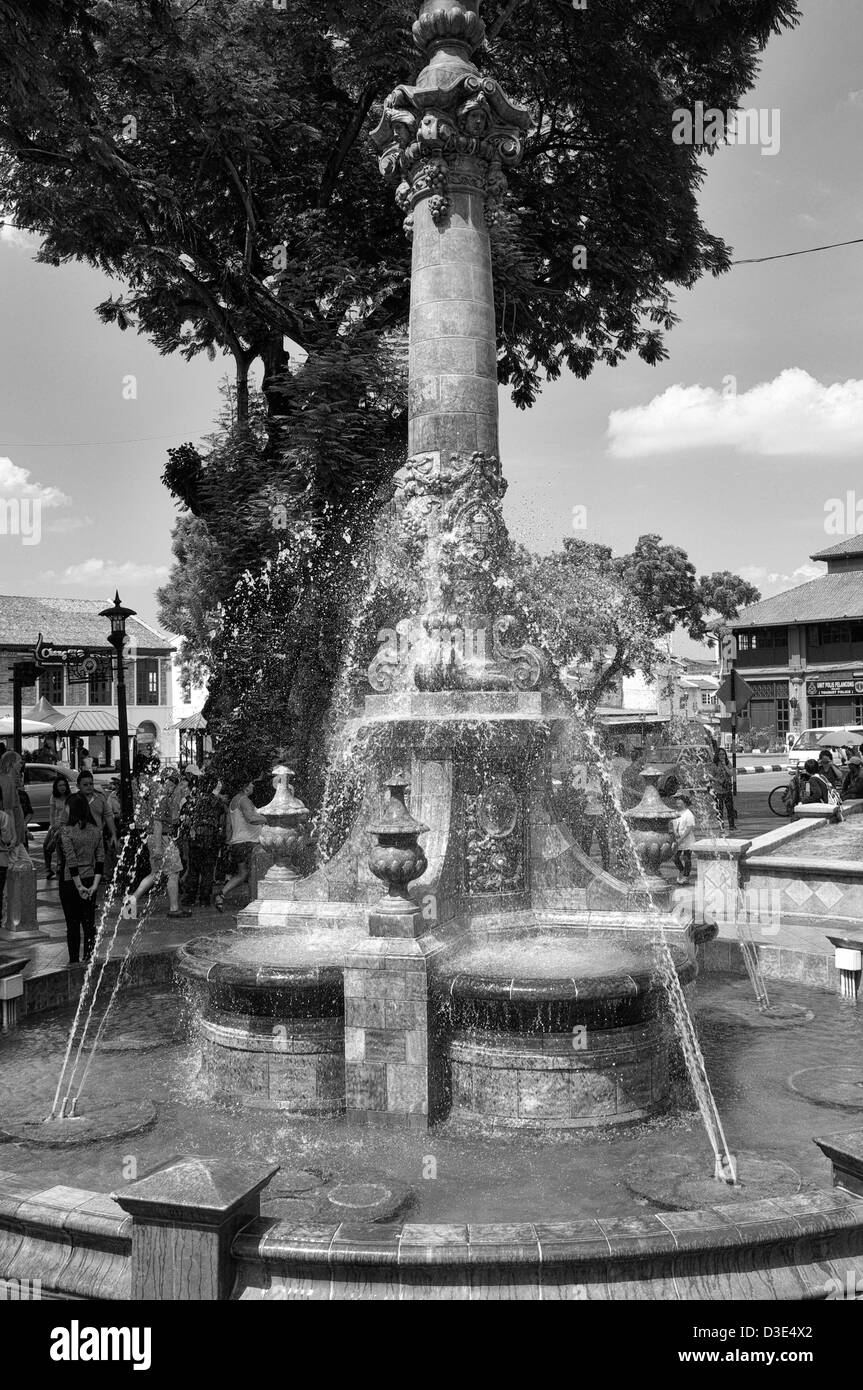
[511,536,760,712]
[0,0,790,787]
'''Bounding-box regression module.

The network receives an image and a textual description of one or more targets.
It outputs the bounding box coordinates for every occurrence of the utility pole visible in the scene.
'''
[11,661,39,757]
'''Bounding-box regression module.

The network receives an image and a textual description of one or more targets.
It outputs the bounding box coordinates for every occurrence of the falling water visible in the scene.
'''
[314,559,382,857]
[674,721,771,1012]
[577,718,738,1184]
[63,892,157,1107]
[50,769,161,1118]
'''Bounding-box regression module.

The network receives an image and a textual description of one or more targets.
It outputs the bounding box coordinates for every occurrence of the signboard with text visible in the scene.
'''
[33,633,114,685]
[806,674,863,699]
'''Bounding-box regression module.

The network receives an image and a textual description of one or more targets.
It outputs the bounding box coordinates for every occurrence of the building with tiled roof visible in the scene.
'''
[724,538,863,743]
[0,595,171,653]
[0,595,176,766]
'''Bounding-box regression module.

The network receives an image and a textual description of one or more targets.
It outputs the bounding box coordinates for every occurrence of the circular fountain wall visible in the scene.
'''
[432,929,696,1129]
[178,929,353,1115]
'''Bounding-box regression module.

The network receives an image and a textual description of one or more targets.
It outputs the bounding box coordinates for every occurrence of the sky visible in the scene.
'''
[1,0,861,631]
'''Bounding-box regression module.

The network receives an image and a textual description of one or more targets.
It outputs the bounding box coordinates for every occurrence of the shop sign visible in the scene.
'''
[806,673,863,698]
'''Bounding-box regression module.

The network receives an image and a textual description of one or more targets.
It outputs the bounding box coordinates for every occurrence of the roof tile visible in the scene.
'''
[0,595,172,651]
[732,572,863,628]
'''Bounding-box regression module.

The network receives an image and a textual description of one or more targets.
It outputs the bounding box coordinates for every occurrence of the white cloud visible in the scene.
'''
[45,515,94,534]
[607,370,863,460]
[0,222,36,250]
[737,562,824,598]
[0,457,71,507]
[42,558,169,586]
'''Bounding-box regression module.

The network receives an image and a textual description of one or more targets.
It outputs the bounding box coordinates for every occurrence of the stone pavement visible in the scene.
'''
[13,830,239,982]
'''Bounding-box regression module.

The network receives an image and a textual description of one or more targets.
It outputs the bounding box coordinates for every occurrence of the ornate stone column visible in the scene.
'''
[373,2,527,459]
[370,0,536,693]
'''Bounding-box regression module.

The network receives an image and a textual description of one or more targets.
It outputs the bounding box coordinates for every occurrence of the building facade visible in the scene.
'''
[0,595,176,764]
[724,536,863,742]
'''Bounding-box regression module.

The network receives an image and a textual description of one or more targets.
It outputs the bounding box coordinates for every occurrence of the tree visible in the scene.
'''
[698,570,761,620]
[0,0,790,787]
[0,0,801,417]
[511,535,759,712]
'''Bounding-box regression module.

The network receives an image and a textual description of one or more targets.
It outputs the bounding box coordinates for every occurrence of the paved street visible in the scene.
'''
[733,769,789,841]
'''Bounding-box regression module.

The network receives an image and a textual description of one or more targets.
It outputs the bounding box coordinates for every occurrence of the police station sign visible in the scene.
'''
[806,672,863,698]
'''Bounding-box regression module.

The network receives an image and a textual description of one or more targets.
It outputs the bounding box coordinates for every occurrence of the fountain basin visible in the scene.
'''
[0,954,29,980]
[177,927,363,1114]
[433,930,695,1129]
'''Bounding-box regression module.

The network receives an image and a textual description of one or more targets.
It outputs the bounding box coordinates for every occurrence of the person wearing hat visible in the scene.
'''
[671,791,696,885]
[842,755,863,801]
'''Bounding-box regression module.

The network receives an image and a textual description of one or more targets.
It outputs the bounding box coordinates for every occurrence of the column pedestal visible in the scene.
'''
[113,1155,278,1301]
[344,937,444,1131]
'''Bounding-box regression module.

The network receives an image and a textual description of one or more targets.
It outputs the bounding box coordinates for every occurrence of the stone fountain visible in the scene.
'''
[177,0,699,1131]
[6,2,863,1308]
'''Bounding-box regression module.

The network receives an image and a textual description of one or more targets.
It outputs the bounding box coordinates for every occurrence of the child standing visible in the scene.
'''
[671,791,696,885]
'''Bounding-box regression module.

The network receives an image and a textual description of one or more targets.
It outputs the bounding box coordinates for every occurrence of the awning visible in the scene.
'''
[0,716,54,736]
[170,712,208,731]
[22,697,65,726]
[52,709,122,734]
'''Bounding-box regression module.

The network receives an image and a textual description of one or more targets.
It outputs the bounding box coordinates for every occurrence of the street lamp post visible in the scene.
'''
[100,591,136,825]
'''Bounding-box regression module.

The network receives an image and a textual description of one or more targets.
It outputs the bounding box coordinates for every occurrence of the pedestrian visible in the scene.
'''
[181,774,227,910]
[621,747,645,810]
[817,749,841,789]
[214,775,268,911]
[58,792,104,963]
[671,791,696,885]
[122,804,189,920]
[44,772,72,879]
[803,758,830,803]
[0,751,27,930]
[156,768,186,836]
[76,770,119,848]
[106,777,122,830]
[842,755,863,800]
[712,748,736,831]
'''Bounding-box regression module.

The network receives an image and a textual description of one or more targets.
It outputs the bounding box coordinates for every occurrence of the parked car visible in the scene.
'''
[20,764,115,827]
[21,764,74,828]
[786,727,863,771]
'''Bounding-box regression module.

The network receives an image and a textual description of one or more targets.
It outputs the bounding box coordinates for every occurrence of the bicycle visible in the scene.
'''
[768,773,807,817]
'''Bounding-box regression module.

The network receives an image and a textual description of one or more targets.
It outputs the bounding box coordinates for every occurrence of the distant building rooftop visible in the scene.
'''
[809,535,863,563]
[0,595,172,653]
[731,571,863,628]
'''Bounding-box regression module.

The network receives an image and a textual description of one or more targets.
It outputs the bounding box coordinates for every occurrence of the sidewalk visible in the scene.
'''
[16,831,240,983]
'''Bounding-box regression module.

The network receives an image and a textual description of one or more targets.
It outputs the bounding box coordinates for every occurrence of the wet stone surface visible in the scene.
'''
[0,973,861,1221]
[625,1150,809,1210]
[788,1066,863,1110]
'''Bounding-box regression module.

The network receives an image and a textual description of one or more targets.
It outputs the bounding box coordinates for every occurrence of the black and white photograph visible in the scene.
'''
[0,0,862,1337]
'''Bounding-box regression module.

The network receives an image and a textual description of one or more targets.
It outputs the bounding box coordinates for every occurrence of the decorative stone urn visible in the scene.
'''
[258,766,309,883]
[367,777,429,938]
[624,767,678,900]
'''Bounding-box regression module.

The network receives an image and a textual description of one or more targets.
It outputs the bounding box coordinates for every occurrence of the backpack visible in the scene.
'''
[812,774,845,820]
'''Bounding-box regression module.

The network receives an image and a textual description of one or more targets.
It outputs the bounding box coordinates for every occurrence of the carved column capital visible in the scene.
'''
[370,7,529,231]
[412,1,486,62]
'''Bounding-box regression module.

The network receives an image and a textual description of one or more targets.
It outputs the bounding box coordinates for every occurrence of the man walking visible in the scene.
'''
[181,775,227,911]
